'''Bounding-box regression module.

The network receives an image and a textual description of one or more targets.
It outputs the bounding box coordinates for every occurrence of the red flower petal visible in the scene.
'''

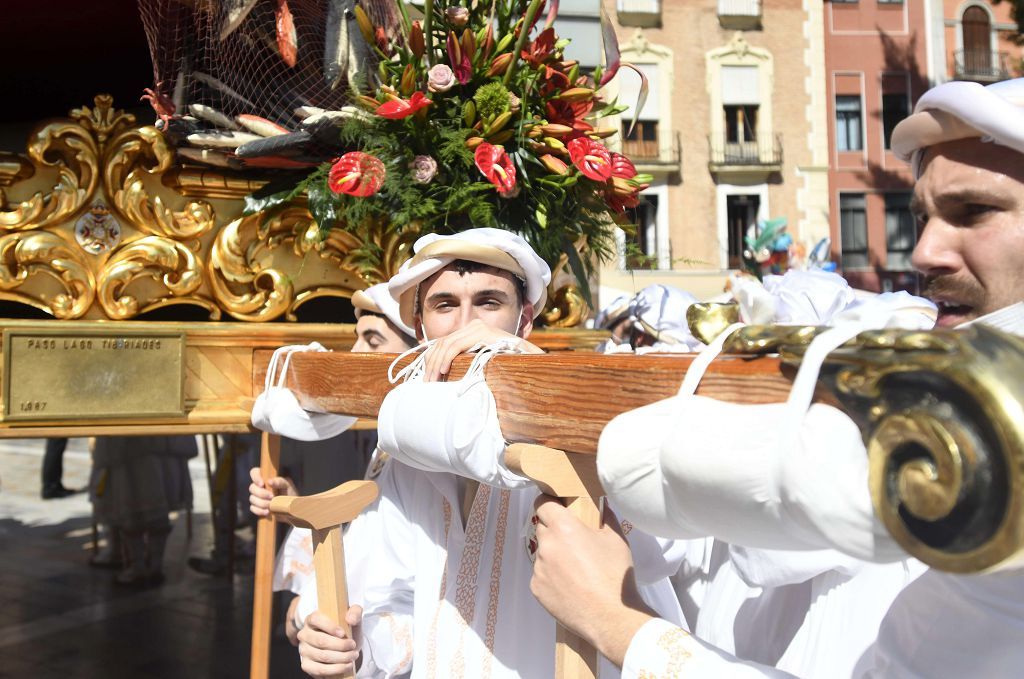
[328,152,386,197]
[375,92,432,119]
[610,152,638,179]
[474,142,517,194]
[567,138,612,182]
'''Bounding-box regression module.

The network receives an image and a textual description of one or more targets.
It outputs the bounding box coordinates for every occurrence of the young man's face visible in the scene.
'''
[911,138,1024,327]
[352,314,414,353]
[415,264,533,340]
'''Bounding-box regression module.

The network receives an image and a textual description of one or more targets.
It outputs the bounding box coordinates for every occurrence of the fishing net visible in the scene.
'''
[135,0,398,166]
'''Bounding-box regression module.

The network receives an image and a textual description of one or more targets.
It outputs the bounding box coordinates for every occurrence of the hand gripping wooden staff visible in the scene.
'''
[270,480,379,679]
[506,444,605,679]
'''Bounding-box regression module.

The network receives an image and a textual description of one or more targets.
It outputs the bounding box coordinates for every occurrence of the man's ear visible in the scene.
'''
[414,313,425,342]
[518,303,535,339]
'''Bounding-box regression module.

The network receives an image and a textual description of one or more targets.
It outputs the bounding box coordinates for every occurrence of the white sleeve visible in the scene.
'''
[377,378,531,488]
[273,527,315,594]
[622,618,799,679]
[598,395,904,563]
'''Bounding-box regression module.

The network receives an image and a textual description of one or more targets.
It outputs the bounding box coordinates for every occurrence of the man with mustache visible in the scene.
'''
[528,78,1024,677]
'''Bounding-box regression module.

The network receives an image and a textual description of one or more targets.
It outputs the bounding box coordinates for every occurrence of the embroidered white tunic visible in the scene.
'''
[360,374,687,678]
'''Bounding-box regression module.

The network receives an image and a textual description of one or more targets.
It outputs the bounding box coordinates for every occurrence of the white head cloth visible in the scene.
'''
[352,282,416,338]
[387,227,551,328]
[632,284,702,351]
[730,270,936,329]
[594,294,635,330]
[891,78,1024,177]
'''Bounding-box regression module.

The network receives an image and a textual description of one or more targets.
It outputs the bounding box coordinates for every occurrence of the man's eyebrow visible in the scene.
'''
[360,329,384,340]
[473,289,512,300]
[933,188,1012,208]
[425,291,459,305]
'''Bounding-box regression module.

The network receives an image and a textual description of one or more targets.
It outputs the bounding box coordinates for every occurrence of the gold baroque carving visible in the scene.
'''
[107,125,216,240]
[0,231,95,318]
[98,235,218,319]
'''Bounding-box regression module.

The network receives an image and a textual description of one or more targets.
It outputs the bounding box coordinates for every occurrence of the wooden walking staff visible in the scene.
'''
[507,444,605,679]
[250,431,281,679]
[269,480,380,678]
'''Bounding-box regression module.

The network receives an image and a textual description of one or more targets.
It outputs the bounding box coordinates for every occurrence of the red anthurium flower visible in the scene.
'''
[474,142,517,194]
[328,152,386,197]
[375,91,432,119]
[522,27,556,68]
[610,152,638,179]
[567,138,612,181]
[447,32,472,84]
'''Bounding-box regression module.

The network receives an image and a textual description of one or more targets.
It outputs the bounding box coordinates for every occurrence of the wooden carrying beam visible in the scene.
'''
[253,350,794,455]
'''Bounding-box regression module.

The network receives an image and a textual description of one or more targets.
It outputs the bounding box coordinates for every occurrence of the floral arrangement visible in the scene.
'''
[250,0,651,291]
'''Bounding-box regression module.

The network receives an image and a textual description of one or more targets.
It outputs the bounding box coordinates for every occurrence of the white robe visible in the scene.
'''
[609,304,1024,677]
[358,374,687,678]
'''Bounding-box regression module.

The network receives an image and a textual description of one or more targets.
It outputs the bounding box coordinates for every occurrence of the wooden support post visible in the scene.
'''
[507,443,605,679]
[270,480,380,678]
[249,432,280,679]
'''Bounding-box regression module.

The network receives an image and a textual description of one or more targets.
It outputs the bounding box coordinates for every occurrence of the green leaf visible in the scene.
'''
[561,233,593,310]
[307,181,339,233]
[242,175,306,216]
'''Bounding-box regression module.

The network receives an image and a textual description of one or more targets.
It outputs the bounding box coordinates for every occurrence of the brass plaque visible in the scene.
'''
[3,329,185,422]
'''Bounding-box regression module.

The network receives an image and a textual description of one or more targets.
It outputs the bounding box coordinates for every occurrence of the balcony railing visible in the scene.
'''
[621,131,681,169]
[954,49,1010,82]
[708,133,782,170]
[718,0,761,28]
[617,0,660,27]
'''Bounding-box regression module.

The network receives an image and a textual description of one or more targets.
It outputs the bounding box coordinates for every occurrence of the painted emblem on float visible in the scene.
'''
[74,202,122,254]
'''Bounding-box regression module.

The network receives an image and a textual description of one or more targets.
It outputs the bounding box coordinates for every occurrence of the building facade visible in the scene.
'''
[592,0,831,303]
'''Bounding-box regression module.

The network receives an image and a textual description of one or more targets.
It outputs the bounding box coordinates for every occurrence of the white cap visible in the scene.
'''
[891,78,1024,177]
[351,283,416,339]
[387,228,552,328]
[632,284,700,349]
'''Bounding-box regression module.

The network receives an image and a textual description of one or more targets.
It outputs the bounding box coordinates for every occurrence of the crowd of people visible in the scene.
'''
[242,78,1024,678]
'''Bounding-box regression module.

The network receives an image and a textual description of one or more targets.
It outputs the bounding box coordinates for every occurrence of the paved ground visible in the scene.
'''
[0,438,306,679]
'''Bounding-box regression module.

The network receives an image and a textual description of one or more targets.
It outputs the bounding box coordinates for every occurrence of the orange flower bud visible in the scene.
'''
[540,154,569,175]
[589,127,618,139]
[356,95,382,110]
[554,87,594,102]
[465,136,486,149]
[400,64,417,96]
[409,21,425,59]
[539,123,574,137]
[611,176,638,196]
[461,28,476,61]
[486,53,514,77]
[487,129,514,144]
[353,6,376,47]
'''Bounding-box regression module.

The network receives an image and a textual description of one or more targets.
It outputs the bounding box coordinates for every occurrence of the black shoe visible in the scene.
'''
[41,485,78,500]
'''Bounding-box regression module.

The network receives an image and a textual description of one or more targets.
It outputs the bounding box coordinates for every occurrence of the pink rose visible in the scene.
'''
[409,155,438,184]
[427,64,457,93]
[445,6,469,27]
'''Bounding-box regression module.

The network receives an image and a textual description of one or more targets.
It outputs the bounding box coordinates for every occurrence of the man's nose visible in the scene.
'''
[911,219,961,277]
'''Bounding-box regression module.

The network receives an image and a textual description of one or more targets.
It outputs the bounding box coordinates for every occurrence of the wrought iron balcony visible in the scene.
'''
[621,130,681,171]
[708,133,782,172]
[718,0,761,29]
[617,0,661,28]
[954,49,1010,83]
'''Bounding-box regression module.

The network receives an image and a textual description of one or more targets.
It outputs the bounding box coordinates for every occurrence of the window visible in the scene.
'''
[724,105,758,143]
[726,194,760,269]
[836,95,863,151]
[885,192,915,270]
[881,75,909,149]
[622,120,660,158]
[626,195,660,268]
[840,193,868,269]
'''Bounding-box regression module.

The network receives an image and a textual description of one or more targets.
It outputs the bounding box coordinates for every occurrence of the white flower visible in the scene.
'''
[427,64,456,93]
[409,155,438,184]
